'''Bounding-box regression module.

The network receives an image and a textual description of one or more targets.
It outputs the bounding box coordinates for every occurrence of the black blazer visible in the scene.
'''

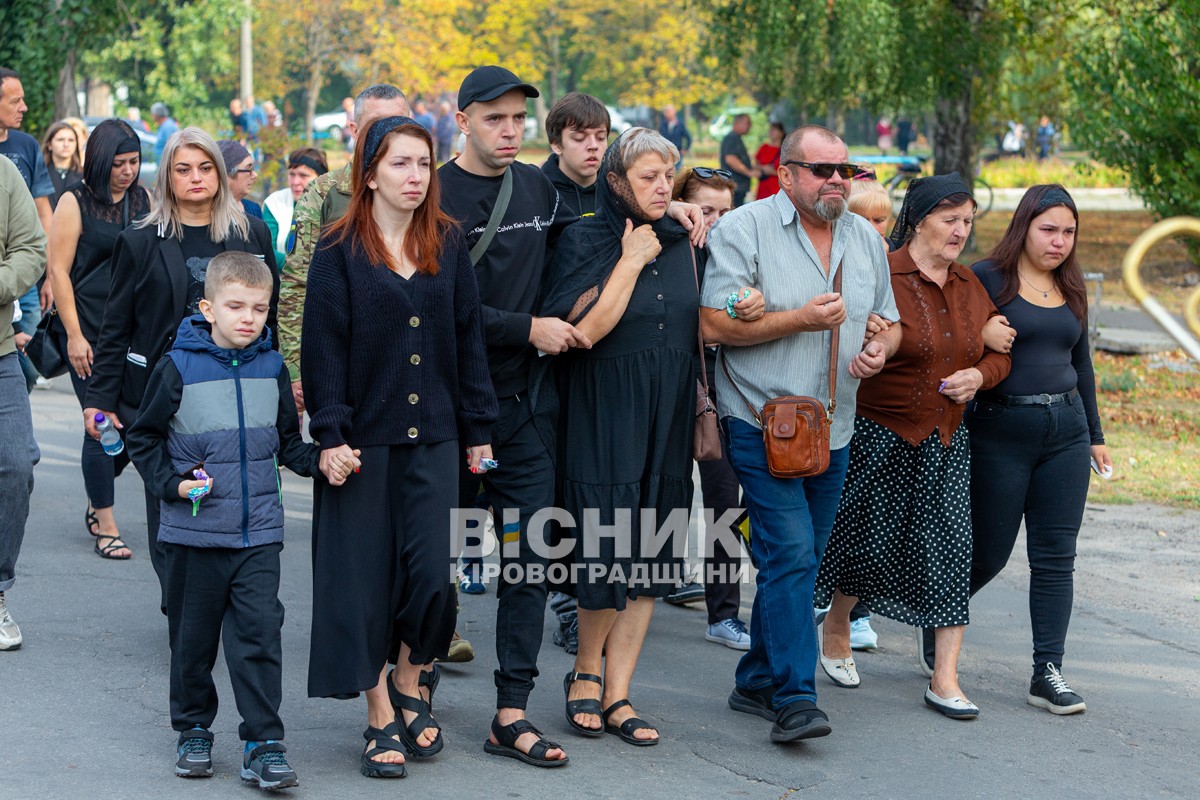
[85,216,279,421]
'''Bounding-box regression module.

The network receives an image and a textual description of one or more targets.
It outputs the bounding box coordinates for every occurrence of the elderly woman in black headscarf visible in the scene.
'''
[814,173,1010,719]
[545,127,696,747]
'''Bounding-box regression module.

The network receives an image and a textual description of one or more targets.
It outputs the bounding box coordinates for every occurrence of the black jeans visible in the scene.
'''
[58,331,130,510]
[459,393,556,711]
[164,542,285,742]
[697,370,744,624]
[967,393,1091,671]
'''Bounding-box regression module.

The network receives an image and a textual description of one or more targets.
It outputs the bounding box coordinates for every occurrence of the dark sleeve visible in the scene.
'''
[681,124,693,151]
[274,364,320,476]
[300,238,354,449]
[452,233,499,445]
[1071,320,1105,444]
[85,229,139,411]
[126,357,187,502]
[249,218,282,351]
[480,304,533,348]
[545,173,577,252]
[967,274,1011,389]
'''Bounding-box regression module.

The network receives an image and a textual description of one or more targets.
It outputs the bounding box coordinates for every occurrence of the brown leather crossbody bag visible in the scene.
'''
[720,265,841,478]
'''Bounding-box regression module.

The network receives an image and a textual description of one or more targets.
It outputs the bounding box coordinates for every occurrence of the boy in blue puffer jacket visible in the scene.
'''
[128,251,354,789]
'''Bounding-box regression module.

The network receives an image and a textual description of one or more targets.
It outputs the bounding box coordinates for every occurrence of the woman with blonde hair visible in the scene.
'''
[83,126,278,606]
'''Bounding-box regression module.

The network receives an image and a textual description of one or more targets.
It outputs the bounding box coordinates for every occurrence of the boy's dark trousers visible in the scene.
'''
[164,542,285,741]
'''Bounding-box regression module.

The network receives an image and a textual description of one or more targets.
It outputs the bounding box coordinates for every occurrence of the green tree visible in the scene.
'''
[1068,0,1200,218]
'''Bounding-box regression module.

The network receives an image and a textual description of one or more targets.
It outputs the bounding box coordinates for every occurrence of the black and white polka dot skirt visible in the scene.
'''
[815,416,971,628]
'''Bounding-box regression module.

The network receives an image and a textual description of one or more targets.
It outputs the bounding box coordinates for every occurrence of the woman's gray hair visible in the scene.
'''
[138,126,249,243]
[606,127,680,176]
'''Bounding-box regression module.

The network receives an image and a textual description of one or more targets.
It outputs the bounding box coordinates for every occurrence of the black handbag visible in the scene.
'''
[25,309,68,378]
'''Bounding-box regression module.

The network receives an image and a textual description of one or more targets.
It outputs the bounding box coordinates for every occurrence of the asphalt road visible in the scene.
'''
[2,380,1196,799]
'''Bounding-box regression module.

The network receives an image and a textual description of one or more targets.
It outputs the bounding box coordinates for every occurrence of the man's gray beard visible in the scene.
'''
[814,196,846,221]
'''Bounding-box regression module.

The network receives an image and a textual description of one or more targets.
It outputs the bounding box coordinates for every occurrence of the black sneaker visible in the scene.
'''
[552,616,579,655]
[175,729,214,778]
[665,581,706,606]
[1027,664,1086,715]
[241,741,299,790]
[728,684,776,721]
[771,700,831,742]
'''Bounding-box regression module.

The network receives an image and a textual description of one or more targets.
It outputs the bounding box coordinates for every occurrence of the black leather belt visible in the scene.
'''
[979,387,1079,406]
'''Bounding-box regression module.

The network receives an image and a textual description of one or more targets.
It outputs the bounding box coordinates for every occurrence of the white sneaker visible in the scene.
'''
[34,376,53,390]
[849,617,879,650]
[0,593,22,650]
[705,618,751,650]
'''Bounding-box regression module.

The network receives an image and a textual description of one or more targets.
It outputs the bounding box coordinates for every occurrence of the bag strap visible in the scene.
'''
[719,257,845,425]
[687,245,712,400]
[469,167,513,266]
[828,260,842,416]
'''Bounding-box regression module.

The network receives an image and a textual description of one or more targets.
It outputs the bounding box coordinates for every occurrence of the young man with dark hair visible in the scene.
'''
[541,92,609,218]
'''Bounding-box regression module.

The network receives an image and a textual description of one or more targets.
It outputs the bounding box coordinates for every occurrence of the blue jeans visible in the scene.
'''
[722,416,849,709]
[0,353,39,591]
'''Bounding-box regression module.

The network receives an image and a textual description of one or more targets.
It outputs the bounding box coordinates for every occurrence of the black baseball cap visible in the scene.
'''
[458,66,539,111]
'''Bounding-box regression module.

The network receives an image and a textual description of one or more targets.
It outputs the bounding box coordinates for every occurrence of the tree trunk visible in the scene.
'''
[304,60,324,147]
[933,93,974,180]
[55,49,80,119]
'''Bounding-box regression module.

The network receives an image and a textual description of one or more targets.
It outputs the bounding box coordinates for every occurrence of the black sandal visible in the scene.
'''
[418,664,440,711]
[602,699,659,747]
[94,533,132,560]
[85,506,100,537]
[563,671,604,737]
[387,679,444,758]
[483,715,569,768]
[361,722,407,778]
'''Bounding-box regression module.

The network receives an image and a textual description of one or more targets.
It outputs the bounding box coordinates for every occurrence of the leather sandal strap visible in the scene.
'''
[568,671,602,686]
[620,716,654,737]
[602,699,632,719]
[491,716,561,761]
[363,723,405,754]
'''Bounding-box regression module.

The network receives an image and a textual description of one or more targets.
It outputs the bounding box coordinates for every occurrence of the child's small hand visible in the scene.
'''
[178,477,213,500]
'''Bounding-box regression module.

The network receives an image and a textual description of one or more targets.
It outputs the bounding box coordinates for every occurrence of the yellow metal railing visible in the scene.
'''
[1121,216,1200,360]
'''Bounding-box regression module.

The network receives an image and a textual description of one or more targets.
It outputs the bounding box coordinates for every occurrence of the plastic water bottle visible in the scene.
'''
[95,412,124,457]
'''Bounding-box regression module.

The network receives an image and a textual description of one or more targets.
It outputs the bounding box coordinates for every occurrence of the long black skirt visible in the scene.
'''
[307,441,458,699]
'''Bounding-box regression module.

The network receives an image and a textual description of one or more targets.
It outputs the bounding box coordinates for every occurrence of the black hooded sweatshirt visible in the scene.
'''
[541,154,598,218]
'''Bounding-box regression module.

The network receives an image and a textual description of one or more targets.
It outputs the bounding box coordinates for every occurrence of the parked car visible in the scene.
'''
[708,106,759,140]
[605,106,632,135]
[617,105,655,130]
[311,109,348,142]
[83,116,159,188]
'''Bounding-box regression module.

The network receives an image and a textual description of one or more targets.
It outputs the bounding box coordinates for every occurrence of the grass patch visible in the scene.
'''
[1088,352,1200,509]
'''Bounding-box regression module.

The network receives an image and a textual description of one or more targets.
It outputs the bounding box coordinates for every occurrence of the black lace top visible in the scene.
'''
[67,183,151,340]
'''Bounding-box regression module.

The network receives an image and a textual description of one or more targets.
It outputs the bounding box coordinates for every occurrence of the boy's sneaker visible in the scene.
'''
[705,618,751,650]
[1027,664,1086,715]
[458,562,486,595]
[849,617,879,650]
[553,616,579,655]
[441,630,475,663]
[0,593,22,651]
[175,728,214,778]
[241,741,299,790]
[665,581,705,606]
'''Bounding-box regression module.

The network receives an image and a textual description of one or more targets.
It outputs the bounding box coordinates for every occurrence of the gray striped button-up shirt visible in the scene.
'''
[701,191,899,449]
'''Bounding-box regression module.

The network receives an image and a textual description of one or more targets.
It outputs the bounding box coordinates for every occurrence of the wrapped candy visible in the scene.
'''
[188,468,212,517]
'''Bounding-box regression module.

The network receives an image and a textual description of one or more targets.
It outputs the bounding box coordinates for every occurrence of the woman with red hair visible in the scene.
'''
[301,117,497,777]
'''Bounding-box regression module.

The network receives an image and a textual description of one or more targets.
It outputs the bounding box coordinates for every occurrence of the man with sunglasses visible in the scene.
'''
[700,125,900,743]
[720,114,760,207]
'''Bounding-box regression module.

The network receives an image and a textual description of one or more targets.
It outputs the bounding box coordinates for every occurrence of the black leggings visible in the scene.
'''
[58,331,129,509]
[967,394,1092,671]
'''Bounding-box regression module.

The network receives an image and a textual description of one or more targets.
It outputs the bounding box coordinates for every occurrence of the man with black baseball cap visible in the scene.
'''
[440,65,582,769]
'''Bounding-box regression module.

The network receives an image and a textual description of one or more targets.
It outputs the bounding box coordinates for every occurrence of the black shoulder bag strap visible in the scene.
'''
[469,167,512,266]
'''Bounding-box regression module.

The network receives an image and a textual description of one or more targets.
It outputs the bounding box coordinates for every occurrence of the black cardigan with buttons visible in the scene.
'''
[301,224,497,450]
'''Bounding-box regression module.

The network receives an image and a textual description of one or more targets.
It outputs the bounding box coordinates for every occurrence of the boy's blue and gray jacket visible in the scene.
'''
[127,315,318,548]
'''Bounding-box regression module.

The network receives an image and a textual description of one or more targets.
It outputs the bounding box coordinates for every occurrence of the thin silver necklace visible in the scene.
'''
[1019,271,1055,299]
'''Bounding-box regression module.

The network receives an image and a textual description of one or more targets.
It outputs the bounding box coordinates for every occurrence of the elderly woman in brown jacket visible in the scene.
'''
[814,173,1010,720]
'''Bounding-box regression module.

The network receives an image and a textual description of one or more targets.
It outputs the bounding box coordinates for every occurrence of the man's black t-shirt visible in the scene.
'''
[181,224,224,315]
[438,159,575,397]
[720,131,752,197]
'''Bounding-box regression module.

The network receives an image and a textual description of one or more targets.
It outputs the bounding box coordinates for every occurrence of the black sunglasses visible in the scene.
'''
[781,161,859,180]
[692,167,733,180]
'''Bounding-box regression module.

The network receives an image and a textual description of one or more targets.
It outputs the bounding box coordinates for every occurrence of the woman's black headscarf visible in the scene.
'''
[887,171,974,250]
[541,130,688,321]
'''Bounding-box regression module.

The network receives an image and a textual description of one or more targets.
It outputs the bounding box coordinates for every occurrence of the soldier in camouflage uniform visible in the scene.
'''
[277,84,410,407]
